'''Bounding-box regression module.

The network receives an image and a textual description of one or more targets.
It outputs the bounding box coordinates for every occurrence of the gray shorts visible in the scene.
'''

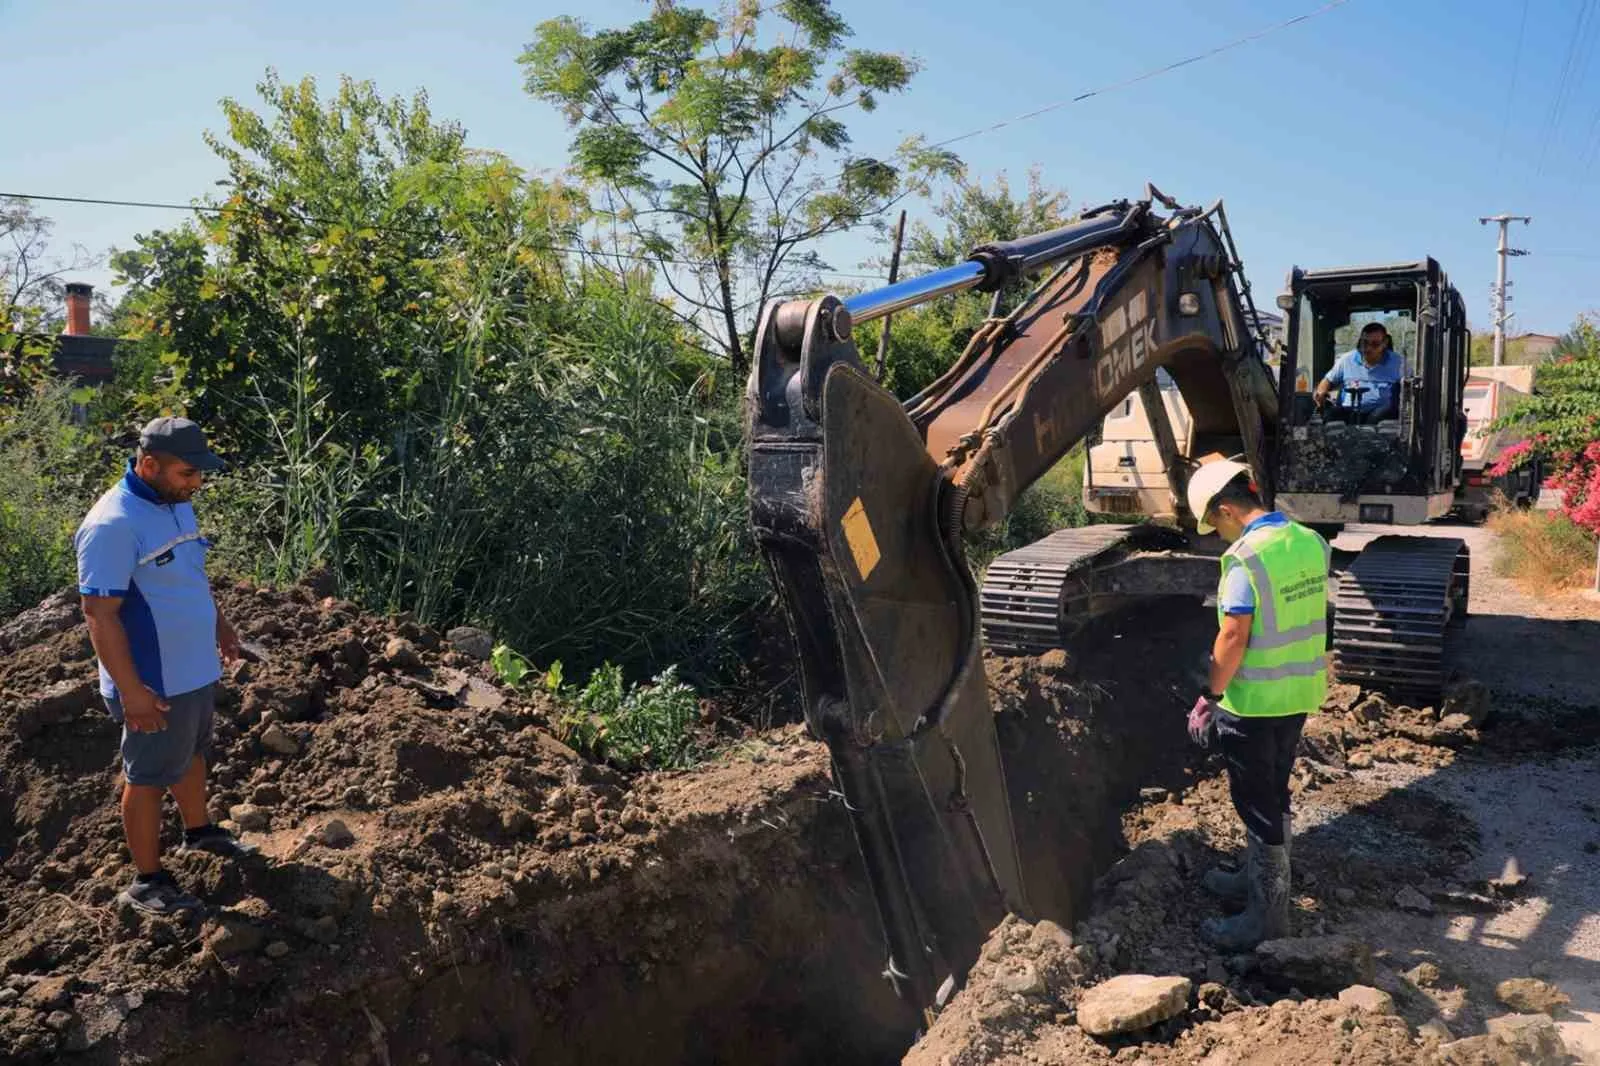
[105,684,216,788]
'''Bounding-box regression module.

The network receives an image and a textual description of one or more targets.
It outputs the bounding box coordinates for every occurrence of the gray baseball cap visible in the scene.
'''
[138,416,226,471]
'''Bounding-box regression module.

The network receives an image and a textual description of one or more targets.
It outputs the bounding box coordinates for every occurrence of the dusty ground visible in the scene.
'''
[0,572,1214,1064]
[3,520,1595,1065]
[908,521,1600,1065]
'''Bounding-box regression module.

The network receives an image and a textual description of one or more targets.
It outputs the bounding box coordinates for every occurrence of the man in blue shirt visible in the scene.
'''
[1314,323,1405,420]
[75,417,256,915]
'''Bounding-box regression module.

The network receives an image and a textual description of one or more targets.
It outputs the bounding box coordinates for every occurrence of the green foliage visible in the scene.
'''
[0,383,117,616]
[559,662,702,770]
[519,1,959,370]
[858,170,1072,400]
[106,73,764,685]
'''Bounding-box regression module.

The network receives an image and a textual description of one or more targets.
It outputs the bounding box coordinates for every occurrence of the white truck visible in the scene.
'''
[1456,364,1540,520]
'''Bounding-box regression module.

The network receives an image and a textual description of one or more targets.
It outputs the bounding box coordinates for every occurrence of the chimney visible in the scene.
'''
[64,282,93,336]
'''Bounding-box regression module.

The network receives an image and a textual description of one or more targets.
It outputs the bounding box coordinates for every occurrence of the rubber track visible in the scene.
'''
[980,525,1147,655]
[1332,535,1470,705]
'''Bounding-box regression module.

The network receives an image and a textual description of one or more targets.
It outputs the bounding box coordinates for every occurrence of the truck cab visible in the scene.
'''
[1456,366,1540,519]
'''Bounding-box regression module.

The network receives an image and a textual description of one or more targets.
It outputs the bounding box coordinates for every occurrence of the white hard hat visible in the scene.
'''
[1187,459,1253,534]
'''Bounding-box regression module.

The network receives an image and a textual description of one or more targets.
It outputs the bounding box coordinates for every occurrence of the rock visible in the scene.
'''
[228,804,271,832]
[1337,985,1395,1014]
[20,975,73,1010]
[1495,978,1570,1014]
[446,626,494,661]
[305,915,339,944]
[44,1010,75,1032]
[1485,1013,1567,1063]
[572,809,599,833]
[383,637,422,670]
[317,820,355,848]
[1255,936,1373,990]
[1076,975,1192,1038]
[265,941,291,959]
[250,783,286,805]
[1139,787,1170,803]
[997,960,1047,996]
[1395,886,1435,914]
[0,988,17,1005]
[1419,1018,1453,1040]
[1442,680,1490,727]
[1404,961,1443,988]
[206,917,266,960]
[259,724,300,756]
[1030,919,1073,954]
[1438,1034,1520,1066]
[1437,712,1474,734]
[1352,696,1388,723]
[1324,682,1363,712]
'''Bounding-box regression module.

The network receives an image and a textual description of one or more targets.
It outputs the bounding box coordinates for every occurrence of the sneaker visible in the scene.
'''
[117,871,203,916]
[177,825,259,859]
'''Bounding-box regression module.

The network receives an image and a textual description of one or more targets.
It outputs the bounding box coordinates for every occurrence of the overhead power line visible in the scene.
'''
[0,190,891,282]
[1496,0,1530,173]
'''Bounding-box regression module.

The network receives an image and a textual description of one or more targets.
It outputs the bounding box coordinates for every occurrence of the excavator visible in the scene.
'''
[742,186,1470,1022]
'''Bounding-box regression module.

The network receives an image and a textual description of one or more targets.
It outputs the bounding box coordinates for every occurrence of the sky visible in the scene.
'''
[4,0,1599,336]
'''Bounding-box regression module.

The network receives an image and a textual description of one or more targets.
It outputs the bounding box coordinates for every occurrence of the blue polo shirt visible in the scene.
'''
[1322,348,1404,416]
[74,462,221,699]
[1220,512,1290,615]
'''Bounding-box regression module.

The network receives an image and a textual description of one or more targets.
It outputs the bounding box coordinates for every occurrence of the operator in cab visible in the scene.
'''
[1313,322,1403,421]
[1185,459,1330,950]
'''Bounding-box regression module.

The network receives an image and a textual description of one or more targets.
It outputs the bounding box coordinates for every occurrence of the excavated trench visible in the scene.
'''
[358,600,1213,1066]
[0,590,1211,1066]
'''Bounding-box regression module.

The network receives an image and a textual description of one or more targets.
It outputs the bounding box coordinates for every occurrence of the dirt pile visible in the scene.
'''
[907,678,1591,1065]
[0,579,916,1065]
[0,577,1231,1065]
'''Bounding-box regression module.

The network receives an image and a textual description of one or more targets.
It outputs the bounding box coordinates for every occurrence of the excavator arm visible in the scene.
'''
[744,189,1276,1019]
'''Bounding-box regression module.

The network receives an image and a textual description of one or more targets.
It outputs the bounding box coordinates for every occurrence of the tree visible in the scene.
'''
[1,198,101,403]
[519,0,959,372]
[110,70,591,455]
[1490,315,1600,534]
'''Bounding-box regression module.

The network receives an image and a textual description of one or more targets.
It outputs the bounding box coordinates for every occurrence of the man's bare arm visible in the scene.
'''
[1207,612,1254,695]
[81,596,168,730]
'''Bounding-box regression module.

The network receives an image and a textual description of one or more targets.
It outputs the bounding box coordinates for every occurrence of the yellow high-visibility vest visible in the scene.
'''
[1217,521,1331,717]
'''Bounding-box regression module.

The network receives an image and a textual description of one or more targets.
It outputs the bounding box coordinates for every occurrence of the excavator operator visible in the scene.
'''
[1185,460,1331,950]
[1313,322,1403,421]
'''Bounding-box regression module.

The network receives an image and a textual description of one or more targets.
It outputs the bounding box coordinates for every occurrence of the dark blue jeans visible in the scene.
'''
[1213,710,1307,846]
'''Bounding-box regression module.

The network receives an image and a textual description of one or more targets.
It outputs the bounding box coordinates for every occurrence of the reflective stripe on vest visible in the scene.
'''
[1217,521,1330,717]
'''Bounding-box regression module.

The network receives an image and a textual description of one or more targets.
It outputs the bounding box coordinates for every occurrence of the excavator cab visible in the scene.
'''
[1273,261,1470,526]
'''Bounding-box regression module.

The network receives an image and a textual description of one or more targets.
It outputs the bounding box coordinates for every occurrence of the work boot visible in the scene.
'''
[1202,814,1291,906]
[1200,832,1291,951]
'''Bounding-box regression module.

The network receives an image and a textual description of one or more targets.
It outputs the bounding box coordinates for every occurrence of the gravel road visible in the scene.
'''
[1332,520,1600,1060]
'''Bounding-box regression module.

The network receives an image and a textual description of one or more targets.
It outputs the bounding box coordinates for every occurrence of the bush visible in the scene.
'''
[490,646,702,770]
[0,383,118,616]
[1487,506,1597,593]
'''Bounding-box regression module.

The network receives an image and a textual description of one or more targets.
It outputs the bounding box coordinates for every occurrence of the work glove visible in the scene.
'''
[1188,695,1222,748]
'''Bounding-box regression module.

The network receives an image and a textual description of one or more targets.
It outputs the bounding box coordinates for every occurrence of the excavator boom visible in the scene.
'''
[744,190,1274,1018]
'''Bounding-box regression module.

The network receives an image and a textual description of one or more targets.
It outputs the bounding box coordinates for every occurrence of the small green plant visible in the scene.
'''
[490,645,701,770]
[559,663,702,771]
[491,643,535,687]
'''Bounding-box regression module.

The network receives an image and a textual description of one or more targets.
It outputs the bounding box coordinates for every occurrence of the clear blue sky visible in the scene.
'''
[5,0,1598,335]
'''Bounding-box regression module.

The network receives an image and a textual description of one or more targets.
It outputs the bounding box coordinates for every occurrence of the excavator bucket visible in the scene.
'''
[745,295,1027,1017]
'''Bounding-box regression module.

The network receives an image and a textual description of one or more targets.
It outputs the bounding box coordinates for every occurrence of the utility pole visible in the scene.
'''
[1478,214,1531,366]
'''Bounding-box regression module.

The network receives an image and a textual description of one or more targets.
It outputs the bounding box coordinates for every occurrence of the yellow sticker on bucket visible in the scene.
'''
[841,496,881,582]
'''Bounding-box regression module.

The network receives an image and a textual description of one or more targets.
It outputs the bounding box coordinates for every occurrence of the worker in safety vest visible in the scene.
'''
[1185,459,1330,950]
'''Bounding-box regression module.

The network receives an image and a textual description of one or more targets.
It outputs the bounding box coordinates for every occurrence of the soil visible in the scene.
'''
[0,575,1210,1065]
[908,523,1600,1066]
[3,520,1596,1065]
